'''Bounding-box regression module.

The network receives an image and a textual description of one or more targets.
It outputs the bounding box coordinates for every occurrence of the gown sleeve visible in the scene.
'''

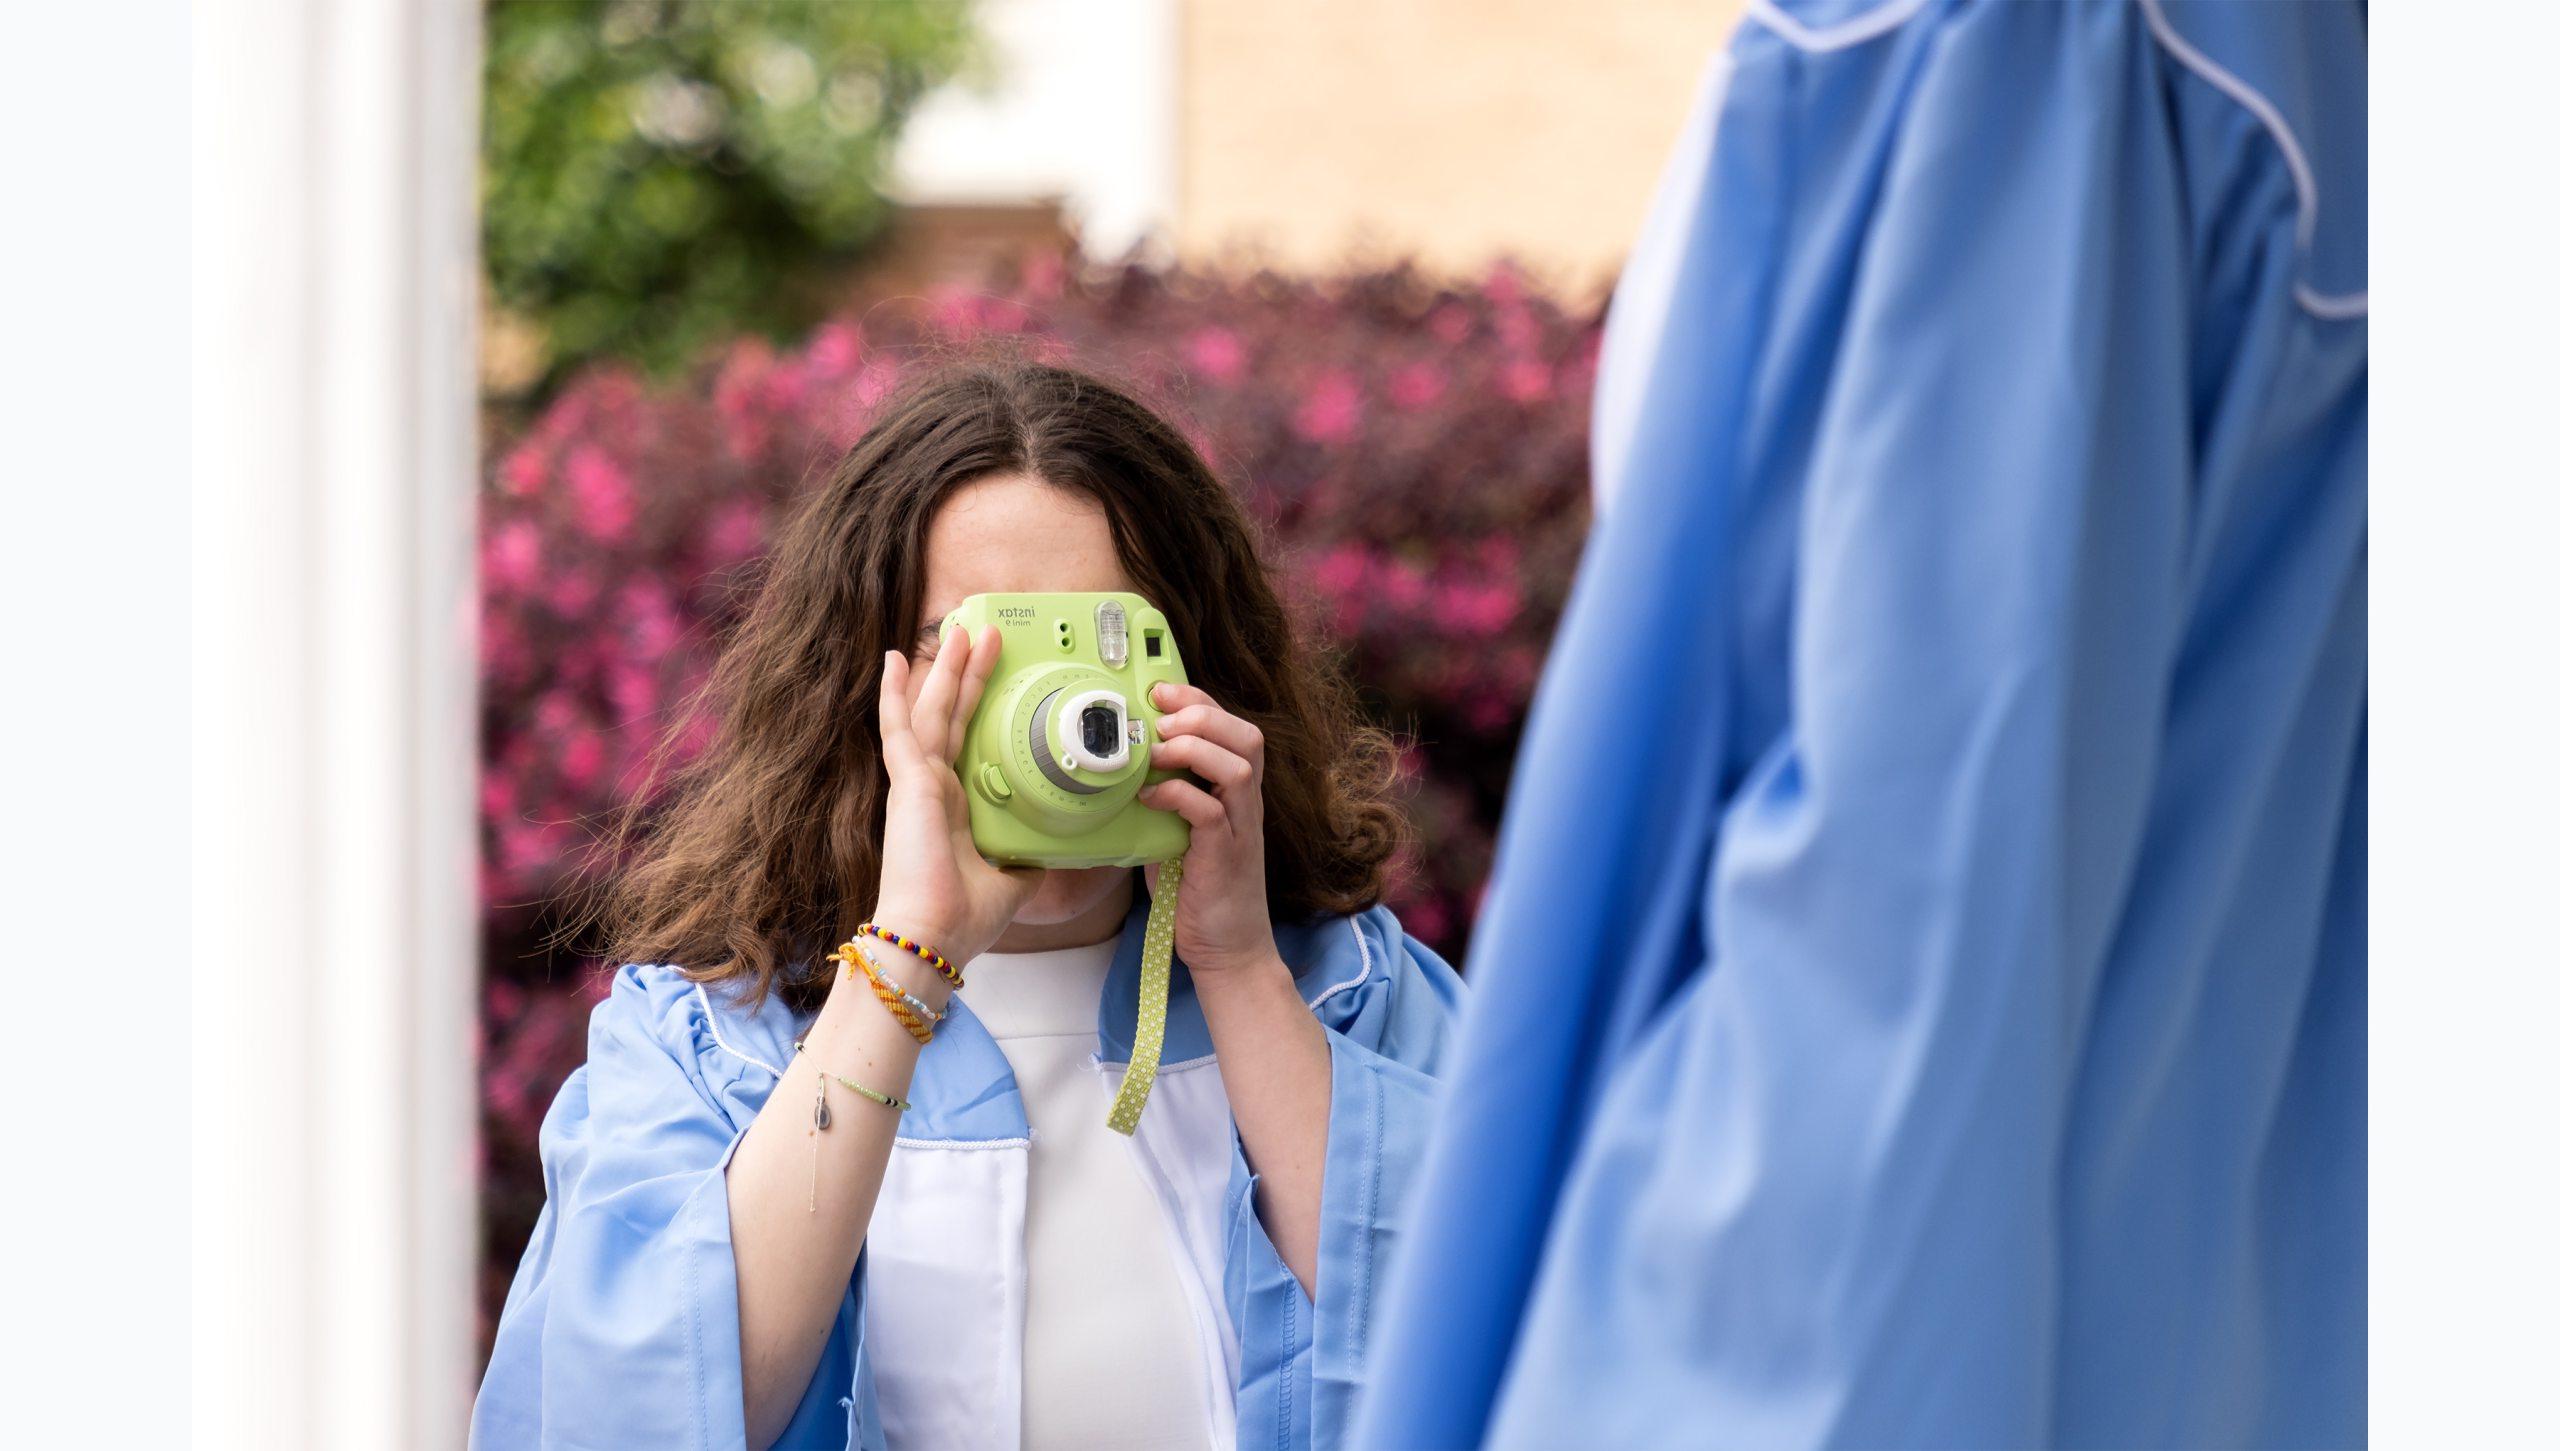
[1225,905,1464,1451]
[1356,2,2365,1448]
[471,965,878,1451]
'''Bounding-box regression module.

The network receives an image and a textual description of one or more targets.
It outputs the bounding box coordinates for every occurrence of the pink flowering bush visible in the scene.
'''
[477,253,1601,1339]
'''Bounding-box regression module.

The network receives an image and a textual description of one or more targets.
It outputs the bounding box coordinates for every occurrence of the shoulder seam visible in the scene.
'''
[2136,0,2366,319]
[1744,0,1936,54]
[1306,919,1378,1013]
[690,982,786,1077]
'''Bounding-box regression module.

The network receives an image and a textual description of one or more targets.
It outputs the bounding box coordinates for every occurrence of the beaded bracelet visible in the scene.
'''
[798,1038,921,1120]
[855,921,961,989]
[791,1039,910,1213]
[826,940,942,1046]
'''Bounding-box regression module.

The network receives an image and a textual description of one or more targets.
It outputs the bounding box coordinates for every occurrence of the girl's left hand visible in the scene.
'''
[1141,682,1282,976]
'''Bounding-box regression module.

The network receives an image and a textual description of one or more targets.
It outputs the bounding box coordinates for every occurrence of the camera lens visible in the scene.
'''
[1080,702,1120,756]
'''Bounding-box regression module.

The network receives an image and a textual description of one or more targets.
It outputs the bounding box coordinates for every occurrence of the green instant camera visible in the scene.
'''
[942,591,1193,869]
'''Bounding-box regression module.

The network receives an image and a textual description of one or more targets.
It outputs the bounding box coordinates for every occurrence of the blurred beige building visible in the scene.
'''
[893,0,1746,295]
[1176,0,1743,291]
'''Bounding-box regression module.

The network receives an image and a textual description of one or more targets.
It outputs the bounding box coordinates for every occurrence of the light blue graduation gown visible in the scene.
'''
[473,900,1462,1450]
[1357,1,2366,1447]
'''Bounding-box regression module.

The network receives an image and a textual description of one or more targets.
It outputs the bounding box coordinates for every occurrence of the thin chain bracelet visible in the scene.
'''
[791,1038,910,1213]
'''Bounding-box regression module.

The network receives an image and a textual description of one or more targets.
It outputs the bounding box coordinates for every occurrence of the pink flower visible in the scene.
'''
[1380,556,1429,611]
[533,691,581,735]
[1292,372,1363,444]
[1310,543,1373,595]
[564,444,637,541]
[928,287,994,333]
[1387,362,1447,410]
[1439,578,1521,636]
[806,323,861,377]
[1185,326,1248,384]
[481,610,533,685]
[546,569,600,619]
[763,362,810,414]
[715,339,773,416]
[853,363,897,408]
[558,732,605,790]
[1021,249,1068,301]
[619,581,682,655]
[499,446,547,497]
[1498,357,1554,403]
[703,501,765,564]
[607,662,659,726]
[822,395,873,451]
[483,520,541,592]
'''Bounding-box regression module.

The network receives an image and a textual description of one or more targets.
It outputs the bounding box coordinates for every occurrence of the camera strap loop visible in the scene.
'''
[1105,856,1182,1136]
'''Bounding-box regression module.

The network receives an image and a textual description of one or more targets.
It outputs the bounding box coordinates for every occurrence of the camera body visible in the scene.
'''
[942,591,1193,868]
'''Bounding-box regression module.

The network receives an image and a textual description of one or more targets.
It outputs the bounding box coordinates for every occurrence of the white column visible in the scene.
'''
[192,2,481,1448]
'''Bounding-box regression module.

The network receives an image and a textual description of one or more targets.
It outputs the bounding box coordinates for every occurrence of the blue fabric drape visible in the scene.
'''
[1354,2,2365,1447]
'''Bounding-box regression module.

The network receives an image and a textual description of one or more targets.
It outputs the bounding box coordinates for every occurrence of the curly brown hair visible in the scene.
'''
[591,359,1406,1011]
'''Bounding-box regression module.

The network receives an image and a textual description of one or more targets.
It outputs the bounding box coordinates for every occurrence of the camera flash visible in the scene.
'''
[1095,599,1129,668]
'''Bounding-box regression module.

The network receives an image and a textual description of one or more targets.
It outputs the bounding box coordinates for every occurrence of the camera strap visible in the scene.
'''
[1104,856,1182,1136]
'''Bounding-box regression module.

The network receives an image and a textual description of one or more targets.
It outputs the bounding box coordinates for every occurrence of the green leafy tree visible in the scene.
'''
[483,0,977,389]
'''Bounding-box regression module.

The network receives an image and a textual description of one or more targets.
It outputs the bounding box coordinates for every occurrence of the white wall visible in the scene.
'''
[192,1,481,1446]
[891,0,1180,258]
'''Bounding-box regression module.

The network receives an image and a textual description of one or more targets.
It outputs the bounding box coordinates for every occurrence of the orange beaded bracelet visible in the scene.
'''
[824,941,947,1044]
[826,940,944,1046]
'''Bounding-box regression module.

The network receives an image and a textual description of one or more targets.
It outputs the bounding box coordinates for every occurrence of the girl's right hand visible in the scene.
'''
[870,624,1044,967]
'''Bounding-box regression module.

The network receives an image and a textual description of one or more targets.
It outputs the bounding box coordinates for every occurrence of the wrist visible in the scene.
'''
[855,909,975,995]
[867,899,960,950]
[832,944,956,1013]
[868,900,988,966]
[1187,941,1290,984]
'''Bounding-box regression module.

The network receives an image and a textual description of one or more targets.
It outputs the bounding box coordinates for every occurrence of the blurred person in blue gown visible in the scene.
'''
[1356,1,2365,1447]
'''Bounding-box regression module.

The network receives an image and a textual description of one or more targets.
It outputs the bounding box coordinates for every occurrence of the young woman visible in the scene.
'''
[472,362,1465,1451]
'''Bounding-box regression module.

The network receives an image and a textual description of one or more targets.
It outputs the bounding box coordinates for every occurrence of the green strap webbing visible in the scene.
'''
[1105,857,1181,1136]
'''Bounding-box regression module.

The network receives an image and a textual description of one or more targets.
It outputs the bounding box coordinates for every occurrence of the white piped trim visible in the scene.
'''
[1095,1051,1221,1075]
[2136,0,2366,319]
[693,983,785,1077]
[1745,0,1935,54]
[2136,0,2316,249]
[2294,286,2368,321]
[1750,0,2364,320]
[1306,920,1377,1014]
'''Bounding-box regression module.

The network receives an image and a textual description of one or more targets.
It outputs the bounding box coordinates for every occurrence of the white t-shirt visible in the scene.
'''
[957,938,1215,1451]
